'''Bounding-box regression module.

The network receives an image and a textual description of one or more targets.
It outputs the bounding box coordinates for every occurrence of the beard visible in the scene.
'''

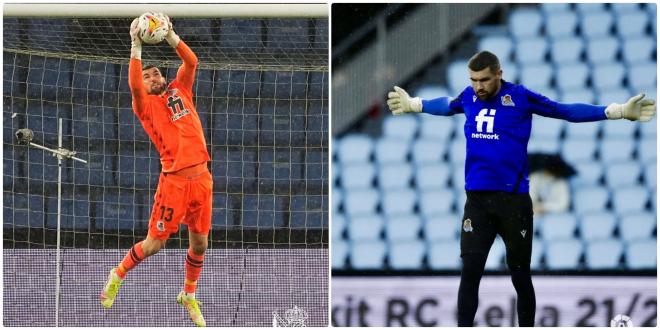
[148,81,167,95]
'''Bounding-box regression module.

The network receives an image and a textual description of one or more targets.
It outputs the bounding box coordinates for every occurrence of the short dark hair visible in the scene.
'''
[468,51,501,73]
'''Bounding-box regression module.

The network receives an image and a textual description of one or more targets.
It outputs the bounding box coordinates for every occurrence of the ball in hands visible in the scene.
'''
[137,12,169,45]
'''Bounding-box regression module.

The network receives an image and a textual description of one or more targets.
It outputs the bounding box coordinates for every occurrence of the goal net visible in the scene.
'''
[3,9,328,327]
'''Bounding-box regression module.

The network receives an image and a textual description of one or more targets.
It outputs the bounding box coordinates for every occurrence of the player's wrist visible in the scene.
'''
[410,97,423,113]
[131,42,142,60]
[604,103,623,120]
[165,32,180,48]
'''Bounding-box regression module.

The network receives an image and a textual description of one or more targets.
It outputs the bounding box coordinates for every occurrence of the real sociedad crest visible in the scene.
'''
[501,94,515,106]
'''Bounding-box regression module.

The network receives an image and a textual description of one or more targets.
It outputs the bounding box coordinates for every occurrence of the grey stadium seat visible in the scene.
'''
[516,38,548,64]
[550,37,584,64]
[350,239,387,269]
[626,239,657,269]
[428,240,461,269]
[545,11,578,39]
[374,137,409,164]
[545,239,583,269]
[585,239,624,269]
[586,36,619,64]
[605,161,641,189]
[572,185,609,215]
[580,212,617,241]
[381,189,416,217]
[388,240,426,269]
[510,8,544,39]
[386,214,421,241]
[348,214,384,240]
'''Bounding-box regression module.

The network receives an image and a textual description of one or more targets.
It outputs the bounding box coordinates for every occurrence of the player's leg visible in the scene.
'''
[497,192,535,326]
[458,191,498,326]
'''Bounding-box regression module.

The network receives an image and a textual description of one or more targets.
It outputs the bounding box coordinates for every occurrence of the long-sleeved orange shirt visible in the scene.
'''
[128,41,210,173]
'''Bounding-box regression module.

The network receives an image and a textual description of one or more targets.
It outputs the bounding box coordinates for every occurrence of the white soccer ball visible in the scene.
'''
[137,12,169,45]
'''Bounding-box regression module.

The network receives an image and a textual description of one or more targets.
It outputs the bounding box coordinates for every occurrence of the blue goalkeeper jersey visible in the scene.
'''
[421,80,607,193]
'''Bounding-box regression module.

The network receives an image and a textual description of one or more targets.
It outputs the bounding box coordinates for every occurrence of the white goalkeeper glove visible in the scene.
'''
[605,93,656,122]
[129,18,142,60]
[161,13,181,48]
[387,86,423,115]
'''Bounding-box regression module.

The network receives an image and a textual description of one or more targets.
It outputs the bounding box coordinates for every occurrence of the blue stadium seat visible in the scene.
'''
[622,36,655,64]
[378,163,412,189]
[333,163,341,187]
[545,239,583,269]
[556,62,589,92]
[613,187,649,215]
[611,3,642,15]
[643,162,656,188]
[600,139,635,163]
[386,214,421,241]
[627,62,656,91]
[539,212,577,239]
[550,37,583,64]
[571,162,604,188]
[626,238,657,269]
[485,238,506,270]
[560,89,595,104]
[447,60,470,95]
[605,161,641,188]
[616,11,650,37]
[383,115,418,141]
[415,85,449,100]
[338,134,372,164]
[541,3,571,14]
[586,37,619,64]
[597,89,631,106]
[381,189,416,217]
[520,63,553,89]
[580,212,617,241]
[424,213,460,241]
[388,240,426,269]
[585,239,624,269]
[374,138,409,164]
[419,189,455,217]
[411,139,445,165]
[580,10,613,39]
[561,139,597,163]
[510,8,543,39]
[531,115,564,140]
[350,240,386,269]
[332,214,346,240]
[592,63,626,92]
[478,35,514,62]
[419,115,454,141]
[527,137,560,153]
[501,61,519,83]
[576,3,606,13]
[515,38,548,64]
[347,214,383,240]
[602,119,637,139]
[428,240,461,269]
[415,164,451,190]
[532,87,558,101]
[344,189,379,217]
[332,239,348,269]
[640,116,656,139]
[619,212,655,241]
[573,186,609,214]
[545,11,578,39]
[452,166,466,191]
[341,163,375,190]
[449,138,466,165]
[531,240,543,270]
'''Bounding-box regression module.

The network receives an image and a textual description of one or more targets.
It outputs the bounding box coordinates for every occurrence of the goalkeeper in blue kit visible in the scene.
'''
[386,51,656,327]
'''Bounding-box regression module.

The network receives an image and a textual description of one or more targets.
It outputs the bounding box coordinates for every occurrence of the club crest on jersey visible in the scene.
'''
[501,94,515,106]
[463,219,473,232]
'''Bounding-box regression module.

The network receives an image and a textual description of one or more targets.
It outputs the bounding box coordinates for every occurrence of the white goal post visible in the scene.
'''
[4,3,328,18]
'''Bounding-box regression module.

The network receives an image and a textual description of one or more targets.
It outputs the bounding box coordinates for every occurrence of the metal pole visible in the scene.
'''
[55,118,62,327]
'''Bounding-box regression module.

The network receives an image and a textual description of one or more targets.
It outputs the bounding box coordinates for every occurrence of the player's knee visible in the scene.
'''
[461,253,488,280]
[190,241,207,256]
[142,238,166,256]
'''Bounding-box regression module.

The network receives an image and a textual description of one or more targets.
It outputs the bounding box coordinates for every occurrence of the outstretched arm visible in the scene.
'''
[386,86,457,116]
[163,15,198,92]
[128,18,148,115]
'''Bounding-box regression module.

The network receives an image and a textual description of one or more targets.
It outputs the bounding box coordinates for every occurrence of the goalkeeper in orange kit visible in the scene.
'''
[100,14,212,327]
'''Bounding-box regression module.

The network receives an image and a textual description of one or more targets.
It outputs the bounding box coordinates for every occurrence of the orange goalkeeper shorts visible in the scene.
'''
[147,168,213,240]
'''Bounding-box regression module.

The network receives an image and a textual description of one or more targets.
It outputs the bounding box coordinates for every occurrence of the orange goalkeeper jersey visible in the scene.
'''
[128,41,210,173]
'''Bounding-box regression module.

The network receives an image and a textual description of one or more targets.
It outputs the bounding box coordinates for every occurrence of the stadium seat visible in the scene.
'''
[585,36,619,64]
[478,35,514,62]
[415,163,451,190]
[527,137,560,154]
[592,63,626,92]
[381,189,417,217]
[612,186,649,215]
[333,213,346,240]
[643,162,656,188]
[338,134,373,164]
[540,212,577,239]
[541,3,571,14]
[347,214,384,240]
[419,189,455,217]
[350,240,387,269]
[575,3,606,14]
[556,62,589,92]
[485,237,506,270]
[332,239,348,269]
[374,137,409,164]
[501,61,519,83]
[411,139,446,165]
[626,239,657,269]
[389,240,426,269]
[570,162,603,188]
[341,163,375,190]
[616,11,649,37]
[449,138,466,165]
[452,166,466,191]
[627,62,657,91]
[580,212,617,241]
[510,8,544,39]
[560,89,595,104]
[333,189,342,213]
[344,189,379,217]
[573,186,609,215]
[619,212,656,241]
[447,60,470,95]
[545,239,583,269]
[386,214,422,241]
[428,240,461,269]
[532,87,558,101]
[640,116,656,139]
[581,10,614,39]
[378,163,413,189]
[605,161,641,188]
[622,36,655,64]
[545,11,578,39]
[415,85,449,100]
[530,115,565,140]
[419,115,454,141]
[600,139,635,163]
[601,119,637,139]
[520,63,553,90]
[550,37,584,64]
[585,239,624,269]
[531,239,544,270]
[611,3,642,14]
[561,138,597,163]
[515,38,548,64]
[382,115,418,141]
[424,213,460,241]
[597,89,631,106]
